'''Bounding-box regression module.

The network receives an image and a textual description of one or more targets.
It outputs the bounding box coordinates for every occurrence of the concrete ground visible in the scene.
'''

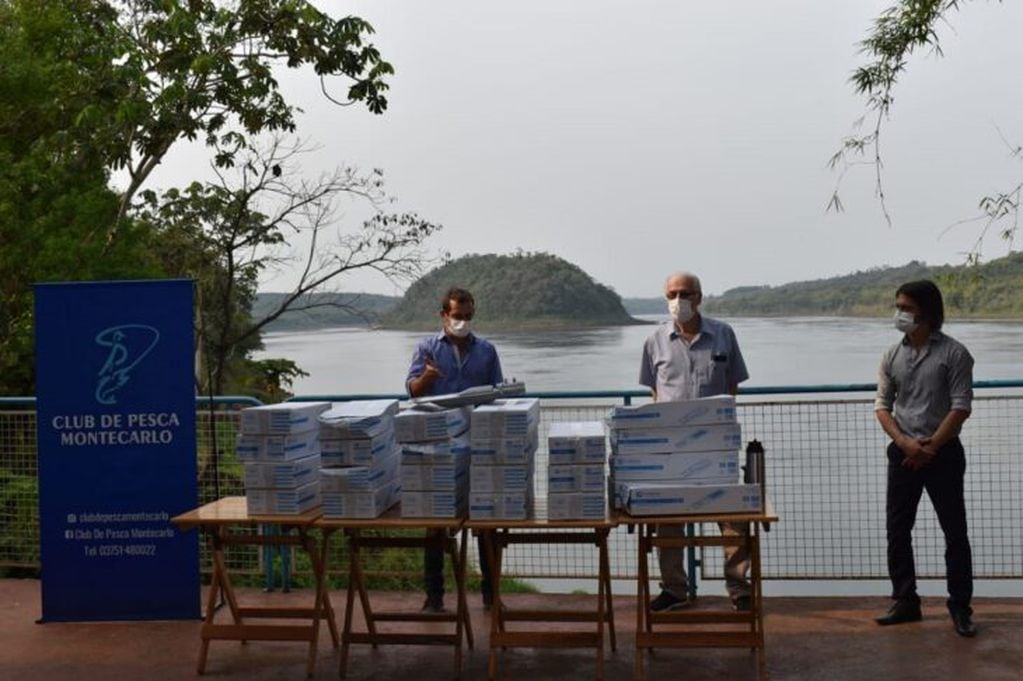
[2,579,1020,680]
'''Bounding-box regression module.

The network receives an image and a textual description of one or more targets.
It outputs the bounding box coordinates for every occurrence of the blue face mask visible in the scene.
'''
[893,310,917,334]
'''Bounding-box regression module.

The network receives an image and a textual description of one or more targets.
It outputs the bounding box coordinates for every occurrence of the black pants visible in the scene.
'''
[424,532,491,600]
[886,438,973,611]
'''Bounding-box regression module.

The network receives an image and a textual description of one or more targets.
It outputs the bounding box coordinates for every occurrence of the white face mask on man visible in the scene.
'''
[446,318,471,338]
[893,310,918,334]
[668,296,695,324]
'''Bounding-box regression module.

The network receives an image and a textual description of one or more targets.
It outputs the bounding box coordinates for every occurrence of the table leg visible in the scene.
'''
[316,529,340,648]
[598,528,616,652]
[635,525,650,681]
[483,529,500,681]
[197,531,225,674]
[446,530,465,677]
[595,529,606,681]
[751,524,767,680]
[210,533,242,628]
[455,528,474,650]
[297,527,329,678]
[339,530,359,678]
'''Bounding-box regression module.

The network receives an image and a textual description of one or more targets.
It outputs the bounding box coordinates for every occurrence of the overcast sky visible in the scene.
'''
[154,1,1023,297]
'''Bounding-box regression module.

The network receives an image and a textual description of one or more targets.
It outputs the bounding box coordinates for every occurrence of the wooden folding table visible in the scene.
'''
[467,510,617,681]
[171,496,338,677]
[315,507,474,678]
[622,504,777,681]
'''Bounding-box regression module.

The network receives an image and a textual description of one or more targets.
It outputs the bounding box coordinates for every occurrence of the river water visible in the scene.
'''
[257,316,1023,597]
[258,315,1023,395]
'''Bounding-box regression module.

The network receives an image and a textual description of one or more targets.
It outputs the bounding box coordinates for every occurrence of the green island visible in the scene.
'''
[259,252,643,331]
[699,253,1023,319]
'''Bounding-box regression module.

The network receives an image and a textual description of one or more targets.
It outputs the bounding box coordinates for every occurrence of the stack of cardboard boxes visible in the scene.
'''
[545,421,607,520]
[395,406,472,518]
[237,402,330,515]
[468,398,541,520]
[608,395,762,516]
[318,400,401,518]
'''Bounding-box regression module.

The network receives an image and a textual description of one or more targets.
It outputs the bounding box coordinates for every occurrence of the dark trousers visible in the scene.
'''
[424,532,491,599]
[886,438,973,611]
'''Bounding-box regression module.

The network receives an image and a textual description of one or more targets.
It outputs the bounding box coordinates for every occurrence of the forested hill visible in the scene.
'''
[382,253,643,330]
[253,292,400,331]
[691,253,1023,318]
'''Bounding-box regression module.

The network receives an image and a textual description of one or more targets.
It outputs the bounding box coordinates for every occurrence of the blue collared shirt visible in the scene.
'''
[406,332,504,396]
[639,317,749,401]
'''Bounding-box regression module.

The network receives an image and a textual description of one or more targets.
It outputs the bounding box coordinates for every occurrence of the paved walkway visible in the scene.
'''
[3,579,1020,680]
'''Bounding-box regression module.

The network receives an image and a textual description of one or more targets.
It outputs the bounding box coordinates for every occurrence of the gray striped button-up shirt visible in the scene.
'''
[874,331,974,440]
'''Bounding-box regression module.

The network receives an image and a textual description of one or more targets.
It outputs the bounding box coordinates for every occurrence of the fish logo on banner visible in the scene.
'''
[94,324,160,405]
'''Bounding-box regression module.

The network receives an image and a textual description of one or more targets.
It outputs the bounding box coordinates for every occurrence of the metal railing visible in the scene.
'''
[2,384,1022,587]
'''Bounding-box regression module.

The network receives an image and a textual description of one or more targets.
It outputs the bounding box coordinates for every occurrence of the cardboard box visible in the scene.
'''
[469,431,539,465]
[610,423,742,455]
[608,396,736,430]
[470,398,540,438]
[321,480,400,519]
[618,482,762,516]
[319,448,399,493]
[236,428,321,461]
[243,453,322,489]
[547,421,607,465]
[547,464,606,493]
[547,492,607,520]
[394,407,470,442]
[239,402,330,435]
[320,430,396,467]
[609,450,739,483]
[400,455,470,491]
[400,489,468,518]
[469,462,534,493]
[245,480,321,515]
[399,434,470,465]
[319,399,398,439]
[469,491,534,520]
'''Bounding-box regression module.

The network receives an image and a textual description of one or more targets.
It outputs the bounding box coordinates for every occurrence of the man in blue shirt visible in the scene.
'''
[407,287,503,613]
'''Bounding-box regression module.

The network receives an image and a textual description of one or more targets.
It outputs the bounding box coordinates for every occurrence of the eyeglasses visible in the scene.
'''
[665,290,700,300]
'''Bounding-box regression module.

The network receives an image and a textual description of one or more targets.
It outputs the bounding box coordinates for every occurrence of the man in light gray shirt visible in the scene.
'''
[638,271,752,612]
[873,279,976,637]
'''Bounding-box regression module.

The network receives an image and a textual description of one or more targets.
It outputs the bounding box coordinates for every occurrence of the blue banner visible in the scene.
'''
[35,280,199,621]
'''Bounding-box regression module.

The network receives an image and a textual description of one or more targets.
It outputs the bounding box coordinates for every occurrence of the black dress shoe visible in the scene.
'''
[875,601,922,626]
[950,608,977,637]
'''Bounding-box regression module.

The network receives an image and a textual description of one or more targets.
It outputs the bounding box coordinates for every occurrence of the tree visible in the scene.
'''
[136,138,442,395]
[829,1,1015,262]
[0,1,162,393]
[0,0,404,395]
[102,0,394,233]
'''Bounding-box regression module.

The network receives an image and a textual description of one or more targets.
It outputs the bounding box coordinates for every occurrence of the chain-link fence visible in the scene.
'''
[3,388,1022,586]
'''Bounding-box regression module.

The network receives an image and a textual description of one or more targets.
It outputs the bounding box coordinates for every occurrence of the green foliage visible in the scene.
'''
[0,469,40,568]
[239,358,309,403]
[0,0,164,394]
[252,292,401,330]
[0,0,400,396]
[833,0,1020,254]
[383,252,641,330]
[702,253,1023,318]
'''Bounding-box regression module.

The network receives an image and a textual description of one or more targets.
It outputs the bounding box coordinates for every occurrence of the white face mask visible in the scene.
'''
[446,318,471,338]
[893,310,917,334]
[668,297,695,324]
